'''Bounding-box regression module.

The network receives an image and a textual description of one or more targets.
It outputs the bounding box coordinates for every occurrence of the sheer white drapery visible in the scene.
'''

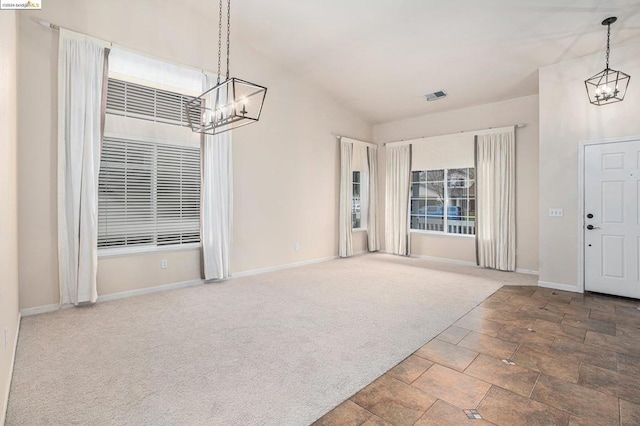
[475,127,516,271]
[201,74,233,280]
[57,29,109,304]
[367,145,380,251]
[385,144,411,256]
[339,139,354,257]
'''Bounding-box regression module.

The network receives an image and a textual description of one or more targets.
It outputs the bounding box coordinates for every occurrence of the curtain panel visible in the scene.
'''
[367,145,380,251]
[475,128,516,271]
[339,139,354,257]
[201,74,233,280]
[57,29,110,305]
[385,144,411,256]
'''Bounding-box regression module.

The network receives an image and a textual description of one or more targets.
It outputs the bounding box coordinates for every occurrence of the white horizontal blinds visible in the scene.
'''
[98,136,200,248]
[156,144,200,245]
[106,78,201,127]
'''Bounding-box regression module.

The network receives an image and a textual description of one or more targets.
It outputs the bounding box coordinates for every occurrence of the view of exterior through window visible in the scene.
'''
[352,170,362,229]
[410,168,475,235]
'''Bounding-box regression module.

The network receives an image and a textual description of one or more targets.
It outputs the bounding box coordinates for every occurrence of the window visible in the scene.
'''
[106,78,200,127]
[98,137,200,249]
[352,171,368,230]
[410,168,475,235]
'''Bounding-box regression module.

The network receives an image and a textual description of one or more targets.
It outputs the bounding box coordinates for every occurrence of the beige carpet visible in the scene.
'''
[6,253,536,425]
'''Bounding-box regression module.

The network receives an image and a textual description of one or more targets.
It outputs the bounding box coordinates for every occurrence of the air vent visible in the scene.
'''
[424,90,447,101]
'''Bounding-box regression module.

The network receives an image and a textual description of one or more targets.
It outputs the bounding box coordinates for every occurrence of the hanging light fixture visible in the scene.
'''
[186,0,267,134]
[585,17,630,106]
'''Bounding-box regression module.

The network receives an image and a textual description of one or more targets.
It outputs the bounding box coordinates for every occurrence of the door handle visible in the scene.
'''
[586,224,601,230]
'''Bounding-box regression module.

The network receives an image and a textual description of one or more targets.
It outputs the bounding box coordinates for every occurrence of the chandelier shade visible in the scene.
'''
[186,77,267,135]
[585,16,631,106]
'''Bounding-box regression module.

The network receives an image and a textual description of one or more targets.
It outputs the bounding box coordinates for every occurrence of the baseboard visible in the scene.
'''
[410,254,477,267]
[515,268,539,276]
[20,255,342,318]
[19,304,64,317]
[96,279,206,303]
[233,255,339,279]
[538,280,581,293]
[410,254,539,276]
[1,312,21,426]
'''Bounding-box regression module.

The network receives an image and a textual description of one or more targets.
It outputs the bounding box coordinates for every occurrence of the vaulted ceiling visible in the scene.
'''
[220,0,640,124]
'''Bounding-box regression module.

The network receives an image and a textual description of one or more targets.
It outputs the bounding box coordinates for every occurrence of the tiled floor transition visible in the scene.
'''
[313,286,640,426]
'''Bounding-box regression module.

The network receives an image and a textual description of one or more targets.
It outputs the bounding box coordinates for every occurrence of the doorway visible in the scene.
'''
[582,138,640,299]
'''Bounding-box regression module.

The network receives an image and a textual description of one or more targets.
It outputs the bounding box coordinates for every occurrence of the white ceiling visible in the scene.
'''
[223,1,640,124]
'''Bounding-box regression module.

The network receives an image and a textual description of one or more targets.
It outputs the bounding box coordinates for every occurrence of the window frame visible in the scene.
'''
[409,168,475,237]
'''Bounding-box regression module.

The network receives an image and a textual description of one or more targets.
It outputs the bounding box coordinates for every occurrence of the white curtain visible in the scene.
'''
[367,145,380,251]
[201,74,233,280]
[339,139,353,257]
[57,29,109,305]
[476,127,516,271]
[385,144,411,255]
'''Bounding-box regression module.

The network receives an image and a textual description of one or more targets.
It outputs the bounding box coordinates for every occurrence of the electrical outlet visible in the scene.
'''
[549,208,564,217]
[294,242,300,251]
[161,259,168,269]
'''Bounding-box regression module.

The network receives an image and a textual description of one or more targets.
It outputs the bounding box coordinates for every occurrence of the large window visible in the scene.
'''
[98,137,200,248]
[410,168,475,235]
[352,170,368,230]
[99,72,201,251]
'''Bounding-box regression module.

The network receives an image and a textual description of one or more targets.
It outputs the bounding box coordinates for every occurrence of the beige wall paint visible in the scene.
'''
[539,41,640,290]
[0,10,20,422]
[17,1,371,310]
[374,95,539,272]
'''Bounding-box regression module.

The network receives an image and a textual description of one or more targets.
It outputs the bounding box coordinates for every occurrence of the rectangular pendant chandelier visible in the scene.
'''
[585,67,630,106]
[185,77,267,135]
[585,17,631,106]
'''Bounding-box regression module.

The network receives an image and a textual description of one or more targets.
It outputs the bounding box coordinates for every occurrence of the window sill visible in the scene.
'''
[352,228,368,233]
[98,243,201,258]
[410,230,475,238]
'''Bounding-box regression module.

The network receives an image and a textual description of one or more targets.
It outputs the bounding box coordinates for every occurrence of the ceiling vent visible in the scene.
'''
[424,90,447,101]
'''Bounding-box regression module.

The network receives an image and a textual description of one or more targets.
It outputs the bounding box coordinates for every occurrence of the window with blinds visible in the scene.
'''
[98,136,200,249]
[106,78,201,127]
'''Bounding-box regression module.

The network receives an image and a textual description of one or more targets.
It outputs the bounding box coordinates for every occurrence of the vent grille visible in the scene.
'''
[424,90,447,101]
[106,78,201,127]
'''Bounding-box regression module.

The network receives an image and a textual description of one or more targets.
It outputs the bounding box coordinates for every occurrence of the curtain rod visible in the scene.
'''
[33,18,209,75]
[335,135,377,148]
[382,123,526,146]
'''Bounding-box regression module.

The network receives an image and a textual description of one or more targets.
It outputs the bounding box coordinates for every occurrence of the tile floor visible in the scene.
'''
[313,286,640,426]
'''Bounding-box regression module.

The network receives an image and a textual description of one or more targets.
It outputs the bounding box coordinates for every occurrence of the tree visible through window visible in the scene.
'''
[410,168,475,235]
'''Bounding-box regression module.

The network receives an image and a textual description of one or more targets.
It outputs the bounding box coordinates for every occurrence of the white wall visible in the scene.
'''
[374,95,539,272]
[0,10,20,423]
[539,41,640,291]
[16,1,371,310]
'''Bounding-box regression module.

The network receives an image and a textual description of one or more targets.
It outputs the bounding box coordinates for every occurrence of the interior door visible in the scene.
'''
[584,140,640,299]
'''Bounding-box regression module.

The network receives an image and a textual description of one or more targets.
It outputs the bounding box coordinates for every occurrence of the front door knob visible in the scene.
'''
[586,224,600,230]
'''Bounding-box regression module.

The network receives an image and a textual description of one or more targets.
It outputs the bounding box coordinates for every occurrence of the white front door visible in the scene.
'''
[584,139,640,299]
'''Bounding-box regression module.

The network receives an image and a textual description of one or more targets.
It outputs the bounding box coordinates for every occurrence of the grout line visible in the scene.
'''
[528,372,541,399]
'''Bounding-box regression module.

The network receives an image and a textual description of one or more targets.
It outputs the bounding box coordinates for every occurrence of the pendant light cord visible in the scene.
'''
[605,22,611,70]
[217,0,223,85]
[226,0,231,80]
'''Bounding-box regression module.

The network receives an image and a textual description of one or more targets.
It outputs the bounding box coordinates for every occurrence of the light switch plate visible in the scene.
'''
[549,208,564,217]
